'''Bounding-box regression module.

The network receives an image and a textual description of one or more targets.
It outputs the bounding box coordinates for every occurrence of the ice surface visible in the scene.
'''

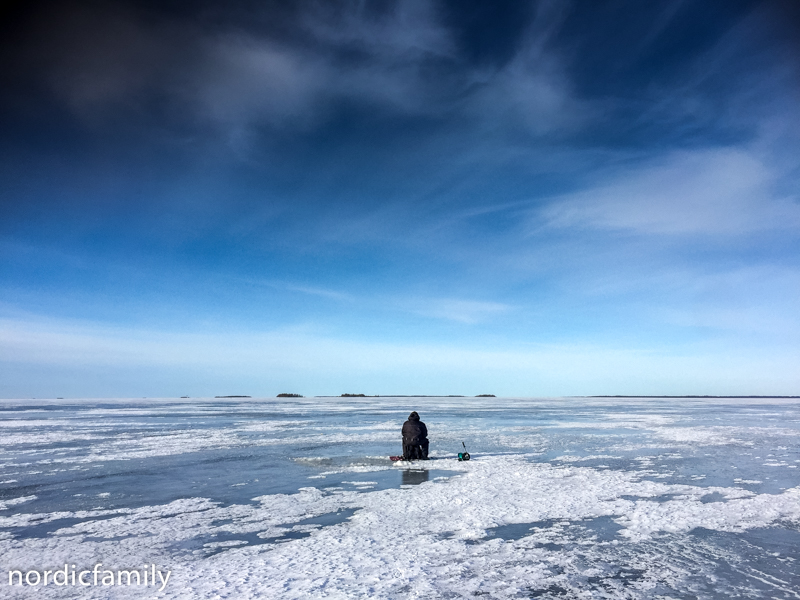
[1,396,799,598]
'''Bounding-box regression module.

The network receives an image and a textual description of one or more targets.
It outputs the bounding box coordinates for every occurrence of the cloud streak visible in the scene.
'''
[14,0,588,138]
[406,298,514,324]
[539,147,800,235]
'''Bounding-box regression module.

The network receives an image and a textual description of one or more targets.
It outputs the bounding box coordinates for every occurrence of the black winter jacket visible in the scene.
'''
[402,413,428,444]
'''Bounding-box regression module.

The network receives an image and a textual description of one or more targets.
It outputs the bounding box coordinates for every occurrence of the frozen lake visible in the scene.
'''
[2,396,799,598]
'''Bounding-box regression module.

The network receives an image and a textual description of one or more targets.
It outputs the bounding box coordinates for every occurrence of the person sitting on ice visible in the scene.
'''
[402,411,429,460]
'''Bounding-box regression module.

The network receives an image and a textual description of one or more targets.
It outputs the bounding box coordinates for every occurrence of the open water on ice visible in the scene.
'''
[1,396,799,599]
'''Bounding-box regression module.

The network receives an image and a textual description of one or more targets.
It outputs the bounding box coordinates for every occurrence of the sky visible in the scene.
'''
[1,0,799,398]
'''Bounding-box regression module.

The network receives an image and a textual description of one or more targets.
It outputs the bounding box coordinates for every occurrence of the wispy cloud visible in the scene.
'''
[539,147,800,235]
[29,1,454,128]
[25,0,589,138]
[195,37,330,128]
[406,298,514,324]
[192,1,459,129]
[231,275,353,300]
[462,0,587,135]
[279,283,353,302]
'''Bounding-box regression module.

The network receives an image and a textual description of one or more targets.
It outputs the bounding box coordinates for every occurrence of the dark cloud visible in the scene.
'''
[1,0,797,230]
[2,0,795,142]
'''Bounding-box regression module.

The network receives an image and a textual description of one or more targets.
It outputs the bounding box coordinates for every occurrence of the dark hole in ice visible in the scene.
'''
[699,491,728,503]
[402,470,429,486]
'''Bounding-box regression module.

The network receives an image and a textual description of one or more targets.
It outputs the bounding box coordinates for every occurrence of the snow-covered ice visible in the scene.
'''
[1,396,799,598]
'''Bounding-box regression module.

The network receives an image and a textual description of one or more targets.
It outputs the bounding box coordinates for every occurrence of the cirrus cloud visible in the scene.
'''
[540,147,800,235]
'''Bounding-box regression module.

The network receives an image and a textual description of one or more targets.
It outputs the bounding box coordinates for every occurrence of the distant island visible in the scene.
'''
[277,393,304,398]
[215,395,251,398]
[341,393,367,397]
[475,394,496,397]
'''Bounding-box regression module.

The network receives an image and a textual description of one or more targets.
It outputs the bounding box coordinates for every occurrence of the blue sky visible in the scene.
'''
[1,0,799,397]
